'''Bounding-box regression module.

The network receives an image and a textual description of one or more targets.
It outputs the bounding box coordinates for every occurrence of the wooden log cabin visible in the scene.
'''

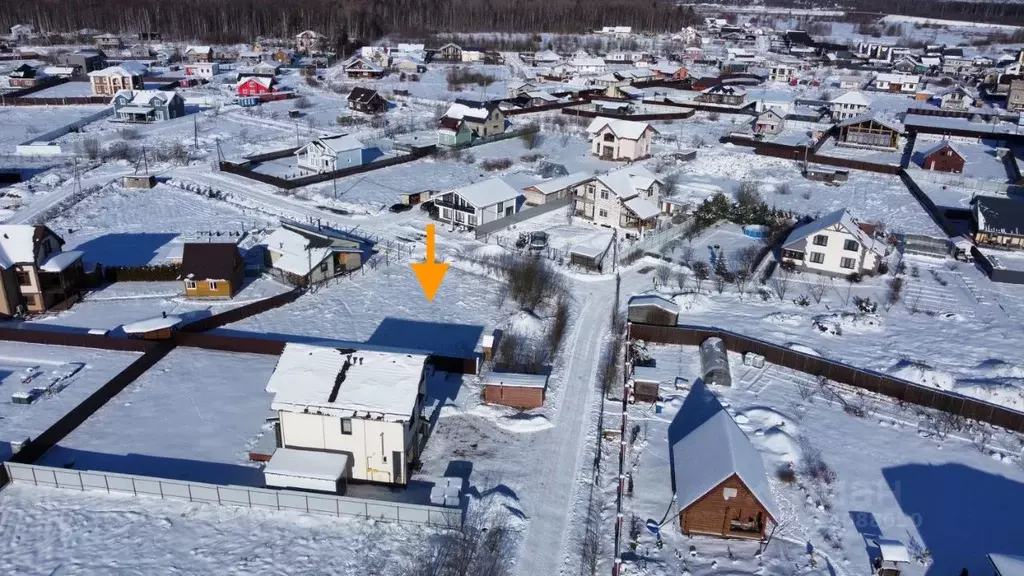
[669,381,779,539]
[835,114,904,150]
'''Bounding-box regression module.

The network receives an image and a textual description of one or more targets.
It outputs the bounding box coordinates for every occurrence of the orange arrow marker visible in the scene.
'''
[411,224,449,301]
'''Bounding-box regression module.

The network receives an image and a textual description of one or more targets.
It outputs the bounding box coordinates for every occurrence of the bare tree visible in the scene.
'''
[655,265,672,287]
[407,506,515,576]
[770,264,793,300]
[733,269,751,299]
[808,276,829,304]
[692,260,710,293]
[676,269,689,291]
[678,244,695,266]
[733,245,761,273]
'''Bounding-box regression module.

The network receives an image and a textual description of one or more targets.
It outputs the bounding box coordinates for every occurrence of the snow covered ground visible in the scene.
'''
[0,342,140,461]
[0,483,439,575]
[38,348,279,486]
[617,344,1024,576]
[0,104,106,153]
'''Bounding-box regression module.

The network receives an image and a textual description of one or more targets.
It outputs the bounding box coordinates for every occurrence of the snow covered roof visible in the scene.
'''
[594,165,661,200]
[185,45,212,54]
[121,315,182,334]
[623,197,661,220]
[525,171,591,195]
[111,89,177,106]
[836,112,904,134]
[0,225,46,268]
[632,365,661,384]
[451,178,521,208]
[237,75,273,89]
[783,208,882,256]
[318,134,364,153]
[989,553,1024,576]
[569,57,605,68]
[88,64,145,78]
[263,228,332,275]
[444,102,490,121]
[628,294,678,313]
[619,85,645,98]
[830,91,870,107]
[874,540,910,563]
[670,381,780,521]
[266,343,428,421]
[484,372,548,389]
[918,139,964,160]
[265,447,348,482]
[874,72,920,84]
[39,250,83,272]
[586,117,656,140]
[525,90,558,102]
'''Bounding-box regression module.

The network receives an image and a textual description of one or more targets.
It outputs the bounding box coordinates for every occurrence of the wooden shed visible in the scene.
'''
[632,365,662,402]
[120,314,182,340]
[483,372,547,409]
[670,381,778,539]
[918,140,965,173]
[627,294,679,326]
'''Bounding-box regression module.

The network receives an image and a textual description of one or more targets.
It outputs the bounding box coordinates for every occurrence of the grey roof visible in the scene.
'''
[525,171,591,195]
[669,381,780,521]
[452,178,521,208]
[783,208,881,255]
[917,140,964,160]
[973,196,1024,236]
[628,294,678,313]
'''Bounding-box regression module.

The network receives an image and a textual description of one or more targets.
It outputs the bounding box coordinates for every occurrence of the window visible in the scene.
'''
[809,252,825,264]
[600,191,609,200]
[208,280,218,291]
[184,279,196,290]
[599,209,608,218]
[319,261,329,273]
[840,257,856,269]
[495,201,503,213]
[844,239,859,251]
[16,270,31,287]
[782,249,804,260]
[586,185,596,196]
[603,133,615,142]
[341,418,352,435]
[813,234,828,246]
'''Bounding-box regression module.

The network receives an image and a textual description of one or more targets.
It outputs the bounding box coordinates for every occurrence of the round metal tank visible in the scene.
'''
[700,337,731,387]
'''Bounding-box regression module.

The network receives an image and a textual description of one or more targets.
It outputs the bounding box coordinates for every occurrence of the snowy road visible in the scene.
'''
[5,168,129,225]
[518,279,614,576]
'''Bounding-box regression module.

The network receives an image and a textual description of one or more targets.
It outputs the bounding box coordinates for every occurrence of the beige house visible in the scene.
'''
[575,166,662,231]
[586,118,657,161]
[780,209,884,276]
[522,171,591,206]
[88,63,146,96]
[265,343,430,487]
[0,225,85,317]
[442,100,506,139]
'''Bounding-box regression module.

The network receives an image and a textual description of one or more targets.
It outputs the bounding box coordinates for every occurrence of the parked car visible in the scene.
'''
[389,203,413,213]
[529,231,549,251]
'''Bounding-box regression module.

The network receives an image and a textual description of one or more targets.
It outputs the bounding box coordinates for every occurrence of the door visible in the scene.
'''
[505,206,514,217]
[392,451,403,484]
[601,146,614,159]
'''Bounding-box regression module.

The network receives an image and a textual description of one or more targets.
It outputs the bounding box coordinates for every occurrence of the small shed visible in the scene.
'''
[483,371,548,409]
[123,174,156,189]
[918,140,965,173]
[632,365,661,402]
[121,314,182,340]
[627,295,679,326]
[872,539,910,576]
[700,337,731,387]
[264,447,349,494]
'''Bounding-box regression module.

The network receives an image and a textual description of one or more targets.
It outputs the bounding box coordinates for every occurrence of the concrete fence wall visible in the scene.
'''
[3,462,461,527]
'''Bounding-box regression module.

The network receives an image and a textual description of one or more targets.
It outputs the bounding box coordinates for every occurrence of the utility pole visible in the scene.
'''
[193,115,199,149]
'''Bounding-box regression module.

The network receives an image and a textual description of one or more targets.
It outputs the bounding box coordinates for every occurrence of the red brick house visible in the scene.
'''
[236,76,276,97]
[918,141,965,173]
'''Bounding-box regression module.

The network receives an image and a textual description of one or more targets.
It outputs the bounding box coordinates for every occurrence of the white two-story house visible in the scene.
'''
[575,166,662,232]
[435,178,523,229]
[829,91,871,121]
[780,209,885,277]
[869,72,921,94]
[294,135,364,173]
[264,343,430,489]
[586,118,657,161]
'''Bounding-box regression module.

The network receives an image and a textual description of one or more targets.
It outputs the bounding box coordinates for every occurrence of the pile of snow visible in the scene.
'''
[503,311,547,339]
[888,359,955,391]
[975,359,1024,380]
[811,312,882,336]
[469,404,553,433]
[756,427,802,464]
[472,244,507,260]
[739,407,800,432]
[672,292,713,313]
[786,342,821,357]
[954,379,1024,410]
[762,312,803,326]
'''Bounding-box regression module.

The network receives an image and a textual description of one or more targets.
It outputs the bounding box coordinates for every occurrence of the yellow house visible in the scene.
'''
[181,242,244,299]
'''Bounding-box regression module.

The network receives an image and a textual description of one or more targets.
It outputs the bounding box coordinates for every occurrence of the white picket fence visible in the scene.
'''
[4,462,461,527]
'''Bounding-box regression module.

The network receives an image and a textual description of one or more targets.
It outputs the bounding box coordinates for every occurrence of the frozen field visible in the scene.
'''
[0,342,140,461]
[0,483,438,576]
[38,348,279,486]
[22,278,291,334]
[0,104,105,153]
[47,182,276,266]
[617,344,1024,576]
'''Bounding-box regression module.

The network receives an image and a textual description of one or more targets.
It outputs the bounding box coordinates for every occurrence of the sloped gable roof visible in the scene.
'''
[783,208,882,255]
[918,140,965,161]
[669,381,779,521]
[830,91,871,107]
[451,178,521,208]
[594,165,661,199]
[837,112,904,134]
[585,117,656,140]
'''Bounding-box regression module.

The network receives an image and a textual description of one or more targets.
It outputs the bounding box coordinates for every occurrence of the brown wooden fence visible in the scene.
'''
[3,95,110,106]
[505,99,590,116]
[219,147,434,190]
[628,322,1024,433]
[721,135,901,175]
[562,107,696,122]
[179,287,304,333]
[173,331,287,355]
[0,327,155,352]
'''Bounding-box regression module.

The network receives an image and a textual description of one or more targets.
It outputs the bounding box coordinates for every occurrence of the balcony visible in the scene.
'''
[433,198,476,214]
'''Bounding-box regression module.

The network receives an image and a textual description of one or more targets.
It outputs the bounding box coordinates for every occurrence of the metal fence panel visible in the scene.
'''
[398,505,431,524]
[367,502,401,521]
[338,498,370,517]
[190,484,220,503]
[248,488,280,509]
[133,477,162,496]
[218,486,251,506]
[81,471,109,492]
[106,475,136,494]
[308,495,339,515]
[278,491,309,512]
[161,480,192,500]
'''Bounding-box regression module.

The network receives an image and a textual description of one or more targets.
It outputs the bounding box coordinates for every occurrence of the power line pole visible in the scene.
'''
[193,115,199,149]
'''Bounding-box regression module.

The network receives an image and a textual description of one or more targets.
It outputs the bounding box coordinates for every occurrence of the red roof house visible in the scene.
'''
[237,76,276,97]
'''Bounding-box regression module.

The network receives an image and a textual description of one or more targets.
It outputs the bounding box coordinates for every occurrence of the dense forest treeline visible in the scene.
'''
[0,0,697,44]
[749,0,1024,27]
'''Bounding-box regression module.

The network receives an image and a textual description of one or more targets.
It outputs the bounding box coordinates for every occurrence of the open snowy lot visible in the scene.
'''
[618,344,1024,576]
[0,342,140,461]
[38,348,278,486]
[0,104,105,153]
[0,483,439,576]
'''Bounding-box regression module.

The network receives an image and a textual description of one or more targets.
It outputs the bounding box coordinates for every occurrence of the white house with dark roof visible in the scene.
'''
[574,166,662,230]
[780,208,885,276]
[294,135,364,173]
[586,118,657,161]
[435,178,523,229]
[265,343,430,486]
